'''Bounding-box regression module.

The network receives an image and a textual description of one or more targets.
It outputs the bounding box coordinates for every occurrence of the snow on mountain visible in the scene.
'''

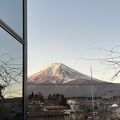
[28,63,120,97]
[28,63,100,84]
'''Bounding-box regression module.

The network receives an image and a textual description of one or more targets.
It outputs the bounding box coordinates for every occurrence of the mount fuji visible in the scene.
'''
[28,63,120,97]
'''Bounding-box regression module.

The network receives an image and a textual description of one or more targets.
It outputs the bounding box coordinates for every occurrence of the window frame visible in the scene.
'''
[0,0,27,119]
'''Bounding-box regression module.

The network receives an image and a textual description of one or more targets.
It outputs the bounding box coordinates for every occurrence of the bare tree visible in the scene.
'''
[0,53,22,98]
[0,54,22,119]
[75,45,120,119]
[76,45,120,82]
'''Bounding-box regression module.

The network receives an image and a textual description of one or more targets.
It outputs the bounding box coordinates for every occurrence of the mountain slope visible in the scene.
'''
[28,63,102,84]
[28,63,120,97]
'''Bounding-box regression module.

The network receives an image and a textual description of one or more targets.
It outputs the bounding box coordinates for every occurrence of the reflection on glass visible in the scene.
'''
[0,27,23,120]
[0,0,23,37]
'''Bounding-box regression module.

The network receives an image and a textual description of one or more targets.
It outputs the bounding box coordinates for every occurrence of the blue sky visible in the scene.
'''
[0,0,23,37]
[28,0,120,82]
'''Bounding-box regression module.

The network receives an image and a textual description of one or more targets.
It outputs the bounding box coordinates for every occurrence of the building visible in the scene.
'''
[27,111,67,120]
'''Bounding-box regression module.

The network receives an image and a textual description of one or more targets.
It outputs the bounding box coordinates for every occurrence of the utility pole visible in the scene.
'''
[90,67,99,120]
[90,67,95,119]
[91,67,94,111]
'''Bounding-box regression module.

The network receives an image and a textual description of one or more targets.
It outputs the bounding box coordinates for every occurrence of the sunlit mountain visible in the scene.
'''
[28,63,120,97]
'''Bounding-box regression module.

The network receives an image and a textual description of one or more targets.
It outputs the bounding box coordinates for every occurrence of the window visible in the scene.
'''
[0,0,27,120]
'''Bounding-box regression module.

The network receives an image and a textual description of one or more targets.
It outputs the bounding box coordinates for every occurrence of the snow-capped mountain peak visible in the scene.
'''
[28,63,120,97]
[28,63,94,84]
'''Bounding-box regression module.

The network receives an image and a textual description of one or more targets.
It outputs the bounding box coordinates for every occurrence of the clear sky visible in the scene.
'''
[28,0,120,82]
[0,0,23,37]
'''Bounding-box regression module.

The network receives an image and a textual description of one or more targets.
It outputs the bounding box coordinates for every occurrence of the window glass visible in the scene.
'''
[0,27,23,120]
[0,0,23,37]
